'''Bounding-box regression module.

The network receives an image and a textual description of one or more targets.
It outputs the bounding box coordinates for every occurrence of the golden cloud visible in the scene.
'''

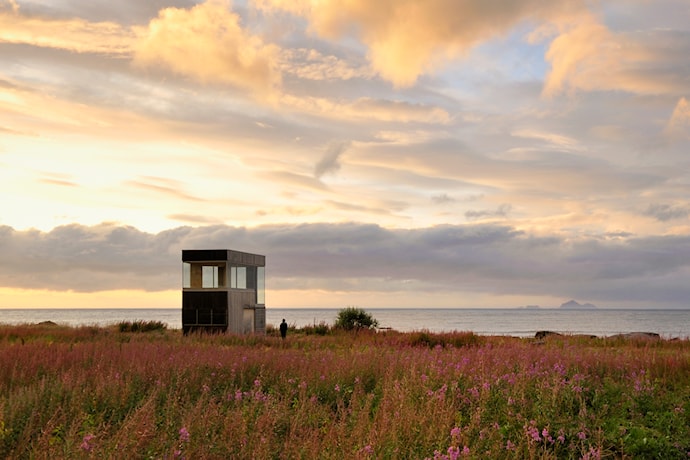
[255,0,585,87]
[133,0,281,99]
[537,11,688,97]
[0,8,133,54]
[280,94,450,124]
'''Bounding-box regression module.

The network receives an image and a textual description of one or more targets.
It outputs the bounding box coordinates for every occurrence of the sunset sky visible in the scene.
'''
[1,0,690,309]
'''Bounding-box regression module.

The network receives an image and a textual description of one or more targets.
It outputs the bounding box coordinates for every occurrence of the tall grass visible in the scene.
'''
[0,324,688,459]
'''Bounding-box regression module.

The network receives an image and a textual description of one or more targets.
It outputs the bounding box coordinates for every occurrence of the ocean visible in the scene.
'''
[1,308,689,338]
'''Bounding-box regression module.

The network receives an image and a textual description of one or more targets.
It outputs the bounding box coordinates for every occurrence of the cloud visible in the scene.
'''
[256,0,584,87]
[0,6,134,55]
[537,11,690,97]
[2,222,690,307]
[125,177,207,202]
[314,141,350,179]
[133,0,281,98]
[644,203,690,222]
[39,176,79,188]
[665,97,690,139]
[431,194,455,205]
[511,129,580,151]
[3,0,19,15]
[280,48,373,81]
[465,204,512,221]
[167,214,226,225]
[280,95,450,123]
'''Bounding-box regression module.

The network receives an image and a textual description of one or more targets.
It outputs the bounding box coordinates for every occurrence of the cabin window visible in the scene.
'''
[257,267,265,304]
[183,262,226,289]
[230,266,247,289]
[182,262,191,288]
[203,266,219,288]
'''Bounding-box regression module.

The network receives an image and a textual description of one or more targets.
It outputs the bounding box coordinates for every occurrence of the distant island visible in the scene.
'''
[559,300,597,309]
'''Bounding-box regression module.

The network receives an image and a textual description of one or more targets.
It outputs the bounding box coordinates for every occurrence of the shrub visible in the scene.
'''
[117,320,167,333]
[334,306,378,331]
[301,321,331,336]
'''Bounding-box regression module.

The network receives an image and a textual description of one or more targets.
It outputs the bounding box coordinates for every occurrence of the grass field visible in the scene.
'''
[1,323,689,459]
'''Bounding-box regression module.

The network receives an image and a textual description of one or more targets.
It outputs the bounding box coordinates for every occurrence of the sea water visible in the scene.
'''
[1,308,689,338]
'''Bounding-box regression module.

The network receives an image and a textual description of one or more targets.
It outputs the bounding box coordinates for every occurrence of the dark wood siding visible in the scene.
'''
[182,291,228,327]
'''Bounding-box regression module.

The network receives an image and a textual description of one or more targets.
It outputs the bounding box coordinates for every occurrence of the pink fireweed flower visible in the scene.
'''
[542,428,554,443]
[179,427,190,443]
[506,440,515,451]
[334,384,340,392]
[80,434,95,451]
[362,444,374,455]
[557,429,566,443]
[526,421,541,442]
[450,426,461,438]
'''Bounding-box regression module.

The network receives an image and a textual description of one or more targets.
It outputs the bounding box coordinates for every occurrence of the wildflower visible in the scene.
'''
[362,444,374,455]
[80,434,95,451]
[526,421,541,442]
[577,431,587,440]
[450,426,461,438]
[505,440,515,451]
[334,384,340,392]
[179,427,190,443]
[462,446,470,456]
[447,446,460,460]
[557,428,565,443]
[254,378,261,387]
[542,428,554,443]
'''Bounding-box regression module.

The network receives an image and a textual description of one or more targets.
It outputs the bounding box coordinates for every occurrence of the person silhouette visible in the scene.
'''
[279,319,288,339]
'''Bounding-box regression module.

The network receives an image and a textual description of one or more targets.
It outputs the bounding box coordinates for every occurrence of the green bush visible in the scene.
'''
[301,321,331,335]
[334,306,378,331]
[117,320,167,333]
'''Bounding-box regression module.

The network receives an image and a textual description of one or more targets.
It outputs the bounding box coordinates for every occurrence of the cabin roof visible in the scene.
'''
[182,249,265,266]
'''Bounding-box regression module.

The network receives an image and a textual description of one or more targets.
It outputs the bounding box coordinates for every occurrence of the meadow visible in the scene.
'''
[0,322,689,459]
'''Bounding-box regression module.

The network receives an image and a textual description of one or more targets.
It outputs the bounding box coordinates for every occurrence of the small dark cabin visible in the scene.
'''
[181,249,265,335]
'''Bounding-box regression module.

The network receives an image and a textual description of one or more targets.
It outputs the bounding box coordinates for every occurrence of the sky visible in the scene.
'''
[1,0,690,310]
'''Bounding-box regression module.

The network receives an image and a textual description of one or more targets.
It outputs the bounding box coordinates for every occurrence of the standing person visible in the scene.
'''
[279,319,288,339]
